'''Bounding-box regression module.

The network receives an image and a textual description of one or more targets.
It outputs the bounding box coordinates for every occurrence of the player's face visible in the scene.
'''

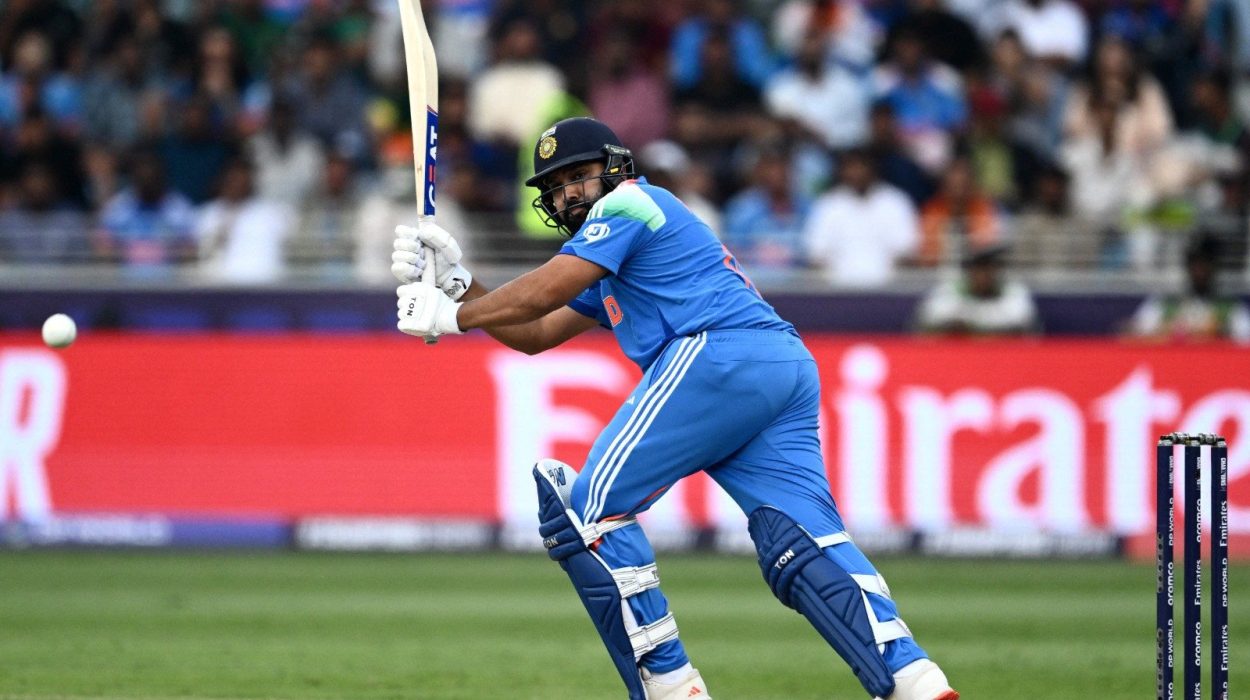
[546,161,607,231]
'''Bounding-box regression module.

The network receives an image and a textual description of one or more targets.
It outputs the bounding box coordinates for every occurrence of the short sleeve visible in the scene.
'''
[568,284,610,328]
[558,183,665,275]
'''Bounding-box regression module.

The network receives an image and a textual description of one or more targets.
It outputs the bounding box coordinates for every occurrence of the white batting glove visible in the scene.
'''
[397,282,463,337]
[392,222,473,300]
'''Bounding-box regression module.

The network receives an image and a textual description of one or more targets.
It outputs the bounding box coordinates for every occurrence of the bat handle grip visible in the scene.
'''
[421,233,439,346]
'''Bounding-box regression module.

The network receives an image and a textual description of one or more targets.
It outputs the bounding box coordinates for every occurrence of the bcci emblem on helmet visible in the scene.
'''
[538,136,557,160]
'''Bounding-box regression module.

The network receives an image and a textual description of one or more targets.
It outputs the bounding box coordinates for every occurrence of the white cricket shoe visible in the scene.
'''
[641,664,711,699]
[875,659,959,700]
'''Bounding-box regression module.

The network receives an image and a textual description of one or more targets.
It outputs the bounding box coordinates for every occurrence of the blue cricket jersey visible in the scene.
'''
[561,177,794,370]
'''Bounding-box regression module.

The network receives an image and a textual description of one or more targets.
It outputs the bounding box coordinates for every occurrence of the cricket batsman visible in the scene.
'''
[392,117,959,700]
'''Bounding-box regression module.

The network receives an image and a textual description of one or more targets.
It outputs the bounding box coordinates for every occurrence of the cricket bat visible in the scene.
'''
[397,0,440,344]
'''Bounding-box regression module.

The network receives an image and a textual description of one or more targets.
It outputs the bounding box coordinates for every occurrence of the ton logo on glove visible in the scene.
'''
[393,221,472,338]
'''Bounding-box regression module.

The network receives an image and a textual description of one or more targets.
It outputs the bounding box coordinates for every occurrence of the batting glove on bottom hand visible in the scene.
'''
[392,222,473,300]
[397,282,463,337]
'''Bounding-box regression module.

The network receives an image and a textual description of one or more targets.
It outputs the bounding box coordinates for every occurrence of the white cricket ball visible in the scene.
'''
[42,313,77,349]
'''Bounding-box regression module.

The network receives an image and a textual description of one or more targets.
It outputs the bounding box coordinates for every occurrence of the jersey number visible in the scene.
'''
[721,245,759,297]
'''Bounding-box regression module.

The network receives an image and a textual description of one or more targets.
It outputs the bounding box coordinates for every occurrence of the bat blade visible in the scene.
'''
[397,0,437,218]
[397,0,440,344]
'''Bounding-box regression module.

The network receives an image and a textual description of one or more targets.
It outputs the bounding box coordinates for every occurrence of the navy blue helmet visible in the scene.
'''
[526,117,635,237]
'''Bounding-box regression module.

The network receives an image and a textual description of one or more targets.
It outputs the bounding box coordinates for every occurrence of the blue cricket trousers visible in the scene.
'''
[568,329,926,673]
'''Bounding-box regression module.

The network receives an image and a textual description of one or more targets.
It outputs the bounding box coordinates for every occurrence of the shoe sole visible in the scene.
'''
[872,689,960,700]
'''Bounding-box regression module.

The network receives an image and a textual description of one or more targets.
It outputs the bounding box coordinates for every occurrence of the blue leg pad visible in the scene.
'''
[535,461,653,700]
[748,506,896,698]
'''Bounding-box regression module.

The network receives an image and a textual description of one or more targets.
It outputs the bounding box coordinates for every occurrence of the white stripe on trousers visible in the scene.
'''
[580,337,700,522]
[586,332,708,522]
[583,333,701,521]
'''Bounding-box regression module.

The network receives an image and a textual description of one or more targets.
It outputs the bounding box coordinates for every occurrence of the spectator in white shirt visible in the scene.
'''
[468,18,565,147]
[804,148,920,286]
[773,0,879,70]
[765,29,871,150]
[1060,95,1150,267]
[916,242,1040,335]
[989,0,1089,68]
[1063,36,1174,157]
[247,99,325,207]
[196,158,296,284]
[1128,234,1250,344]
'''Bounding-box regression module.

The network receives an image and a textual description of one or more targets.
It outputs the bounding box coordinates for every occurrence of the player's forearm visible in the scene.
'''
[446,255,605,352]
[456,271,570,332]
[456,279,549,353]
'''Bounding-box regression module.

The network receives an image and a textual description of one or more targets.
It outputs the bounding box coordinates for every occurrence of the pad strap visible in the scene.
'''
[628,612,679,658]
[581,517,637,547]
[852,574,911,644]
[814,532,852,548]
[867,613,911,645]
[612,563,661,599]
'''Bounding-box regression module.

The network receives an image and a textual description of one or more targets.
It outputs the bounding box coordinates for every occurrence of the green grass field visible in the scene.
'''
[0,551,1242,699]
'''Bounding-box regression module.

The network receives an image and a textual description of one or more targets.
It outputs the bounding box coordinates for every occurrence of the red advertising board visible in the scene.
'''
[1,332,1247,553]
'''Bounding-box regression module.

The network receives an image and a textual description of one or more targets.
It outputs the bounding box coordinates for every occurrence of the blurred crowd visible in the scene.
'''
[0,0,1248,338]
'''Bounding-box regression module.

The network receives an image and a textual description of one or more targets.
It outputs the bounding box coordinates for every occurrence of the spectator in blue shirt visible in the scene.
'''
[94,150,197,268]
[1205,0,1250,73]
[0,30,82,132]
[160,96,236,204]
[873,26,968,173]
[866,101,936,206]
[1100,0,1174,51]
[670,0,774,90]
[723,144,812,269]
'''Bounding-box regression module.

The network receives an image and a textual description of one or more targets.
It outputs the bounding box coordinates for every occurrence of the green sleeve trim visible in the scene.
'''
[588,183,667,231]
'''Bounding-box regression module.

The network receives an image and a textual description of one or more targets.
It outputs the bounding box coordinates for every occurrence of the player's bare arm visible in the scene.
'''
[457,278,599,354]
[455,255,606,331]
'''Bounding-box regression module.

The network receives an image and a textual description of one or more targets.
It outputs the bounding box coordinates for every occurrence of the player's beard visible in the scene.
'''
[563,191,606,232]
[551,176,608,234]
[564,203,591,231]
